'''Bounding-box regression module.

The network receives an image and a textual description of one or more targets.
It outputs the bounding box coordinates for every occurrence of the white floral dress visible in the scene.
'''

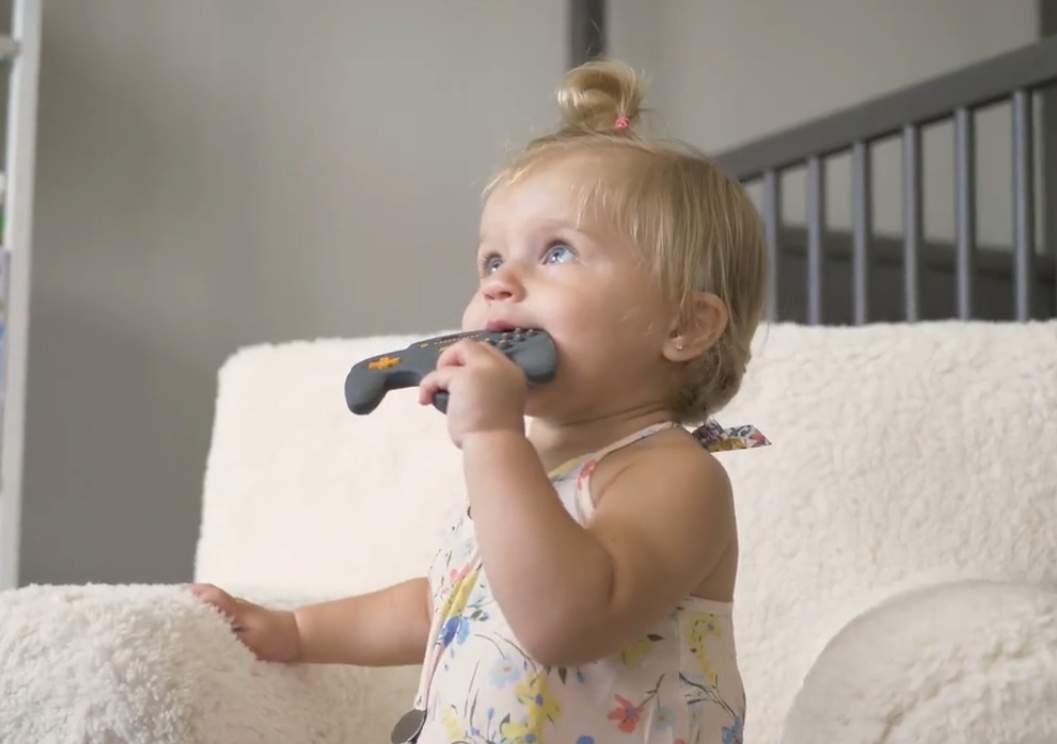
[408,420,768,744]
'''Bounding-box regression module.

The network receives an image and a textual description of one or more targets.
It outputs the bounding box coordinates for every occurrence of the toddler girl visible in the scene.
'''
[192,58,769,744]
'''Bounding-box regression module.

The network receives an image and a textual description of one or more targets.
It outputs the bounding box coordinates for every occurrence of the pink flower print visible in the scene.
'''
[748,429,770,447]
[576,459,599,493]
[653,705,675,729]
[449,562,471,585]
[606,695,640,733]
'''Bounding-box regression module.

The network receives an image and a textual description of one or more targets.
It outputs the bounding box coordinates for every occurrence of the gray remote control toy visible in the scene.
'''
[345,328,558,415]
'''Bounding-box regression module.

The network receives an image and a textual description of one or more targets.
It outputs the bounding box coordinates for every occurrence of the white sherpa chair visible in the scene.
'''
[2,322,1056,744]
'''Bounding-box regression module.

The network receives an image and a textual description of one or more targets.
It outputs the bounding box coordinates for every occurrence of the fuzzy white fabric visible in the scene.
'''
[717,321,1057,742]
[0,583,373,743]
[195,333,463,742]
[783,579,1057,744]
[2,321,1056,743]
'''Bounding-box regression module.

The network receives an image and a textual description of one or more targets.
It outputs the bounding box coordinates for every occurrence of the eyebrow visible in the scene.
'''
[479,218,591,245]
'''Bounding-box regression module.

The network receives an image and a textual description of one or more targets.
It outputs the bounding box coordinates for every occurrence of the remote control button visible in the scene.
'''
[498,340,513,350]
[486,338,498,346]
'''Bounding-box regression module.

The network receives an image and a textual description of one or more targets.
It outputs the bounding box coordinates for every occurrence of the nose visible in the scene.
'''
[482,266,524,302]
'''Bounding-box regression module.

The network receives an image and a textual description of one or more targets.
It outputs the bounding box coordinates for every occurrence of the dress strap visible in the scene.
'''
[546,421,680,481]
[590,420,682,459]
[583,417,772,458]
[567,421,678,520]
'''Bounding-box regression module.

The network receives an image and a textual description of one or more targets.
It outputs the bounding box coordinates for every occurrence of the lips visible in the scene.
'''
[485,320,524,332]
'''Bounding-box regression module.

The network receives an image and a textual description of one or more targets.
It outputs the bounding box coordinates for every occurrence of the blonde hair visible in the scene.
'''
[488,59,767,423]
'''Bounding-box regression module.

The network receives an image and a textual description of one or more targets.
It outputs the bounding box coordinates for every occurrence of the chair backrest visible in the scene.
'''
[195,322,1057,743]
[195,334,465,598]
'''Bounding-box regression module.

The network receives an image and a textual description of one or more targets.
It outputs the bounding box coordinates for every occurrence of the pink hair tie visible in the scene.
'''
[614,115,631,131]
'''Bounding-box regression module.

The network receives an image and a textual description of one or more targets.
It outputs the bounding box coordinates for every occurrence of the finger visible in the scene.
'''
[418,367,457,405]
[437,338,498,369]
[188,582,224,602]
[419,368,457,404]
[230,598,256,632]
[189,583,237,620]
[435,340,474,369]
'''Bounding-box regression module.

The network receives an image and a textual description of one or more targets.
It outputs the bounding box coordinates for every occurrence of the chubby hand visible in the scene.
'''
[417,339,526,447]
[187,583,301,663]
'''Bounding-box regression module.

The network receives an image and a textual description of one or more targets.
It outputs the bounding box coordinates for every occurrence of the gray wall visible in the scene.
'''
[18,1,1047,585]
[21,1,564,585]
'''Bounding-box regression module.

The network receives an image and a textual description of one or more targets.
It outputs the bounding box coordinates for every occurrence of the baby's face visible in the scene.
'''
[462,154,676,419]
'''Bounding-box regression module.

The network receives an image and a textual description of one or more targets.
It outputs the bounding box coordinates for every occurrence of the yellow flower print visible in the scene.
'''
[499,715,542,744]
[687,612,722,688]
[620,633,662,669]
[708,438,747,452]
[515,672,561,730]
[438,564,480,623]
[441,708,467,742]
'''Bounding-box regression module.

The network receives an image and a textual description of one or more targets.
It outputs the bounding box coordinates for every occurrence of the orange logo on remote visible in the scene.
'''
[368,356,401,370]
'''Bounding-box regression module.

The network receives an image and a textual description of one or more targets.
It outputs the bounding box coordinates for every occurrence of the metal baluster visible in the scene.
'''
[569,0,605,67]
[954,107,976,319]
[852,141,871,324]
[806,156,825,325]
[1012,90,1034,321]
[762,170,781,322]
[902,124,923,321]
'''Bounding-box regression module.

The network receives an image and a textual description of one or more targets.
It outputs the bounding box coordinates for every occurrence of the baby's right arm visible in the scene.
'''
[189,577,431,666]
[293,578,432,665]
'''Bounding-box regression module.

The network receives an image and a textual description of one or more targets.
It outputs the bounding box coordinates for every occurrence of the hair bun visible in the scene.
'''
[556,59,645,134]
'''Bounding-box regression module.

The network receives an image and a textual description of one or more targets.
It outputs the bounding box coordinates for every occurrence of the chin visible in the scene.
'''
[524,383,574,420]
[525,394,559,416]
[523,386,554,418]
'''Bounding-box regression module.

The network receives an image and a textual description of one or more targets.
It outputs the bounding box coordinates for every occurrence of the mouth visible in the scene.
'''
[485,320,531,333]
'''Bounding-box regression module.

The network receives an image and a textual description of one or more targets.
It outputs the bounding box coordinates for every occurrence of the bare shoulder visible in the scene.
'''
[589,427,736,563]
[590,427,733,511]
[586,427,739,606]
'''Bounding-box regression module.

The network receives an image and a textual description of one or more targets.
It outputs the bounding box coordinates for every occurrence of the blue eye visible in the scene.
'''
[481,254,503,275]
[543,243,575,265]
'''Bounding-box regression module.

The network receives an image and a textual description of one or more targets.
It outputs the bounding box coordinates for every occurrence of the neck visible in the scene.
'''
[526,402,674,472]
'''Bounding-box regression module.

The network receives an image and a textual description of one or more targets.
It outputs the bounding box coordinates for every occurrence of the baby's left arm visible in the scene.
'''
[462,430,733,667]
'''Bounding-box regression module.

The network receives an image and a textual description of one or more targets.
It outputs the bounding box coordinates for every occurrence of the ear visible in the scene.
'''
[662,292,729,363]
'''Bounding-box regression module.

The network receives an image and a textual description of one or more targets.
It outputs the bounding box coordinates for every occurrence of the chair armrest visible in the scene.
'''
[0,583,391,743]
[783,579,1057,744]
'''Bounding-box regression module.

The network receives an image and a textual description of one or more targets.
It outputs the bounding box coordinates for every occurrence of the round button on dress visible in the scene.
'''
[391,708,427,743]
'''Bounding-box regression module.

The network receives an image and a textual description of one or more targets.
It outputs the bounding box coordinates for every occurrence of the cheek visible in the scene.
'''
[461,294,485,331]
[618,304,666,338]
[549,289,626,338]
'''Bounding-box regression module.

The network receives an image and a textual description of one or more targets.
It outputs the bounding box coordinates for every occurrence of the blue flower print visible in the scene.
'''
[441,616,470,648]
[722,714,744,744]
[489,656,523,688]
